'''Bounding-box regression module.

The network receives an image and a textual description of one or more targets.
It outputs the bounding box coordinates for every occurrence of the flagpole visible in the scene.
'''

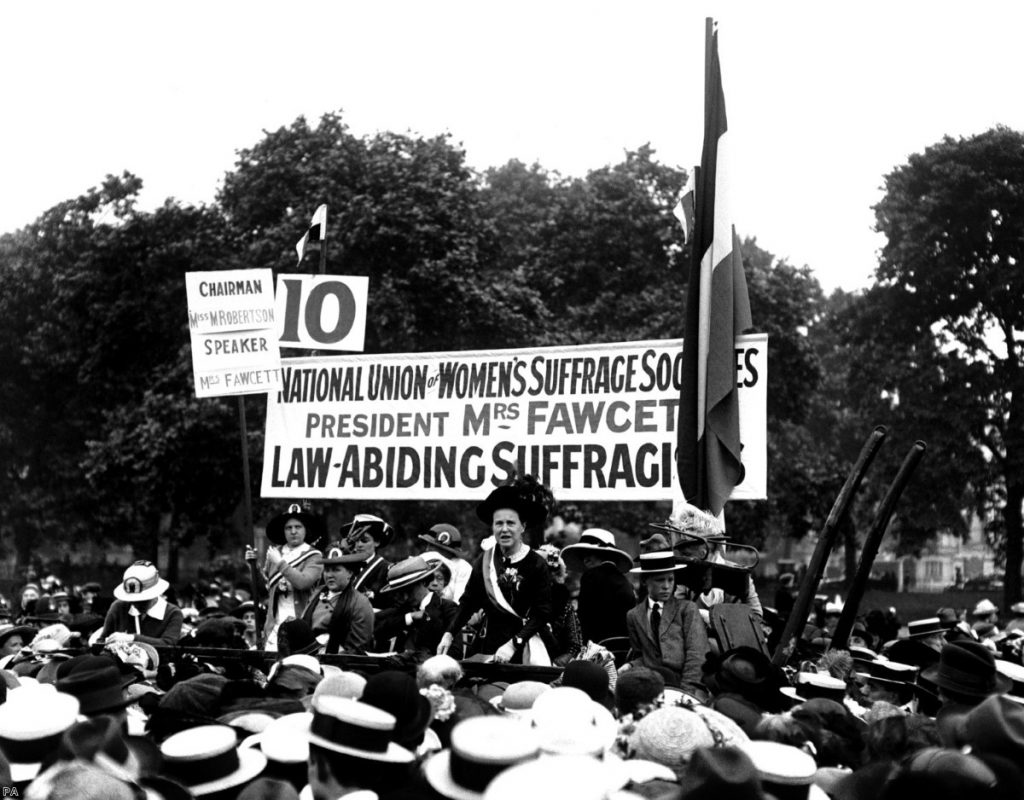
[318,205,328,275]
[705,18,714,93]
[237,396,263,649]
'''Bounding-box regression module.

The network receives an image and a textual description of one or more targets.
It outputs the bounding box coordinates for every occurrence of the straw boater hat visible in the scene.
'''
[0,684,80,783]
[240,711,313,767]
[305,695,414,763]
[475,485,546,528]
[490,681,550,716]
[379,556,441,594]
[340,513,395,548]
[113,561,169,603]
[266,502,326,548]
[854,659,921,704]
[561,528,633,574]
[160,724,267,796]
[906,617,949,638]
[419,523,464,558]
[794,672,847,703]
[424,716,540,800]
[483,754,624,800]
[739,740,829,800]
[630,549,686,577]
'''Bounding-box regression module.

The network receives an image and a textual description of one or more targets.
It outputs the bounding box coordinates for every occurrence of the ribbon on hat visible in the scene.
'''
[164,748,241,787]
[450,750,519,792]
[310,709,392,753]
[0,732,64,764]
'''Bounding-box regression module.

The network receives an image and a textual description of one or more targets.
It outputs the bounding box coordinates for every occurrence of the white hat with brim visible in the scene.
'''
[0,686,80,783]
[113,562,169,602]
[423,717,540,800]
[527,687,618,757]
[161,724,267,796]
[739,740,829,800]
[305,696,414,763]
[561,529,633,574]
[241,711,313,764]
[629,550,686,576]
[483,754,623,800]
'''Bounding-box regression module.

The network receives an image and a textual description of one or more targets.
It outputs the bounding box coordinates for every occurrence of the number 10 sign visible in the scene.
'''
[275,275,369,352]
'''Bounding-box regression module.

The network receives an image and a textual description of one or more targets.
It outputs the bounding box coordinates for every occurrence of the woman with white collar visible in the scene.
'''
[101,560,184,646]
[246,503,325,650]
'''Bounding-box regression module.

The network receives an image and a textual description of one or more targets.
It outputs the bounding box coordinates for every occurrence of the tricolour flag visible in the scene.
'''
[295,204,328,268]
[677,20,753,517]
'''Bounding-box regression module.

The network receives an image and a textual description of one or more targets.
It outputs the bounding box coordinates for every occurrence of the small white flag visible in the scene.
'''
[296,204,328,265]
[673,170,696,244]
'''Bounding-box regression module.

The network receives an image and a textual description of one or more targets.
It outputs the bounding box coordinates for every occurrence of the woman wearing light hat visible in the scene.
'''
[100,560,184,646]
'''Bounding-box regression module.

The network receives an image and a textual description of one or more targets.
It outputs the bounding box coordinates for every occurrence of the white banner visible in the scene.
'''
[185,269,282,398]
[260,336,767,501]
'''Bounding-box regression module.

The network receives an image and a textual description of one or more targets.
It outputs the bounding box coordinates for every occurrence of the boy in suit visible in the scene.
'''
[374,556,462,658]
[624,546,709,695]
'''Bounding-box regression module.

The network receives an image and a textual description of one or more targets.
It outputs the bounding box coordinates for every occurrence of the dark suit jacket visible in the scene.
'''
[373,593,461,657]
[625,595,709,690]
[578,562,636,644]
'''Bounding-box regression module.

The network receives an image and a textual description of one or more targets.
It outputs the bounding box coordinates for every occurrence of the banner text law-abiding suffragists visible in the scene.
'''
[260,337,767,501]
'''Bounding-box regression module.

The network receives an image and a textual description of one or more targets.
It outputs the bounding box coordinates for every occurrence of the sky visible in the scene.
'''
[3,1,1024,293]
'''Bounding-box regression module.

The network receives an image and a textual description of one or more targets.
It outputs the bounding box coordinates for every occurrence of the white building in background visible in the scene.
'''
[761,514,998,593]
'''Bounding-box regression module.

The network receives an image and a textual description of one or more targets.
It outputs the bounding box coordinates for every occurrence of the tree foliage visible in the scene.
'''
[863,126,1024,605]
[0,110,871,581]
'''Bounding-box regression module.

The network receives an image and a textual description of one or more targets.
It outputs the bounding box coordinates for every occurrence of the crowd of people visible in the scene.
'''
[0,479,1022,798]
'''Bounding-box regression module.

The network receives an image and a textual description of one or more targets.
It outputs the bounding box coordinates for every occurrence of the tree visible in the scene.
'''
[870,126,1024,607]
[481,146,690,346]
[0,175,248,575]
[219,113,547,354]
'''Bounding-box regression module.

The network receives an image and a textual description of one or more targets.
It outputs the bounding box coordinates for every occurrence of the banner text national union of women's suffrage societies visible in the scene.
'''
[260,336,767,501]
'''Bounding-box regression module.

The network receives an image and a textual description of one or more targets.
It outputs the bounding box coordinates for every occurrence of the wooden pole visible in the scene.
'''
[237,396,263,649]
[318,205,328,275]
[830,441,927,650]
[771,426,888,666]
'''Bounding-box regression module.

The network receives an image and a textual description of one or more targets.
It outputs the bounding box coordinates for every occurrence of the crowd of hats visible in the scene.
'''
[7,630,1022,799]
[4,500,1024,797]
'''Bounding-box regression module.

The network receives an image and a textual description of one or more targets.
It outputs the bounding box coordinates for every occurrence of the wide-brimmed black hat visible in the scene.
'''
[475,485,546,528]
[678,745,770,800]
[0,624,36,650]
[706,647,791,713]
[921,641,1012,699]
[265,503,326,548]
[56,665,135,715]
[419,523,463,557]
[340,513,394,548]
